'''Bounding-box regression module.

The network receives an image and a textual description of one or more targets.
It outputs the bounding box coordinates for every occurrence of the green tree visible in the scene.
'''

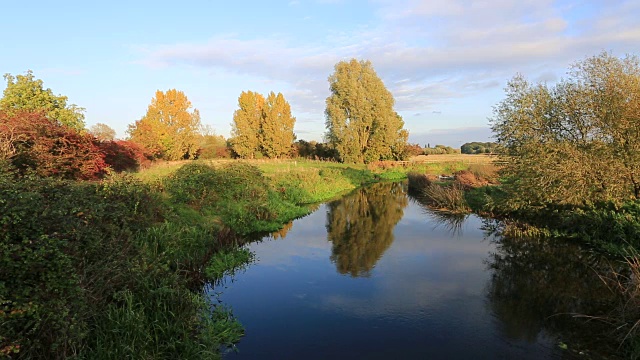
[261,91,296,158]
[491,52,640,207]
[127,89,201,160]
[230,91,264,158]
[0,70,85,131]
[89,123,116,141]
[325,59,408,163]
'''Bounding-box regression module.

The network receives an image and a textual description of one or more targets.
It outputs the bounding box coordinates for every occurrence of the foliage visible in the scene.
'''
[230,91,263,159]
[0,111,107,180]
[261,92,296,158]
[0,170,251,359]
[128,89,201,161]
[164,162,308,235]
[230,91,296,159]
[325,59,408,163]
[404,143,424,157]
[423,144,459,155]
[88,123,116,141]
[461,141,497,154]
[491,52,640,208]
[98,140,153,172]
[292,140,339,160]
[196,125,230,159]
[0,70,85,131]
[407,172,470,214]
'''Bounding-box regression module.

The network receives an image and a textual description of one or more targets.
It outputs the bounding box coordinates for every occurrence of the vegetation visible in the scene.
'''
[230,91,296,159]
[1,70,85,131]
[460,142,497,154]
[423,144,460,155]
[491,52,640,208]
[128,89,202,161]
[0,170,243,358]
[88,123,116,141]
[0,111,107,179]
[325,59,408,163]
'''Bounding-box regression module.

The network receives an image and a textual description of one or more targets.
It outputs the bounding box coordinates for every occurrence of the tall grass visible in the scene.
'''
[407,172,470,214]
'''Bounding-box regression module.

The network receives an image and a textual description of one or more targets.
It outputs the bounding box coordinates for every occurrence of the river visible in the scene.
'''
[212,181,621,359]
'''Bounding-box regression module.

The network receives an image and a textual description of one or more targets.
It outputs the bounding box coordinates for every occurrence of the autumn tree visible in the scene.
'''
[89,123,116,141]
[127,89,201,161]
[230,90,296,159]
[491,52,640,207]
[230,91,264,158]
[325,59,408,163]
[1,70,85,131]
[261,91,296,158]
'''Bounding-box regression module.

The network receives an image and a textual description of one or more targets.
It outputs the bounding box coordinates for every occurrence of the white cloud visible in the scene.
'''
[136,0,640,138]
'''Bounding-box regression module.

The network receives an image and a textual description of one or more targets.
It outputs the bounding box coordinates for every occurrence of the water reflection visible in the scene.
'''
[485,224,623,357]
[326,182,407,277]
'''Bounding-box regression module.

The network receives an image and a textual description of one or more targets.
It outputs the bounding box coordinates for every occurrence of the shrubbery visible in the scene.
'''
[164,162,308,234]
[0,111,107,180]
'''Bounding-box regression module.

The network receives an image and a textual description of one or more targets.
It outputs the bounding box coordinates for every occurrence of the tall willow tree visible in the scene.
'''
[261,91,296,158]
[325,59,408,163]
[230,90,296,159]
[128,89,201,160]
[491,52,640,208]
[1,70,85,131]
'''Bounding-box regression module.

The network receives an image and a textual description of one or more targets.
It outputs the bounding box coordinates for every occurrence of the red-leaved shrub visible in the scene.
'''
[0,111,107,180]
[98,140,153,172]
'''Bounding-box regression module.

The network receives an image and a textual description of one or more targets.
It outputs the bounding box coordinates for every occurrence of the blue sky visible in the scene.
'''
[2,0,639,147]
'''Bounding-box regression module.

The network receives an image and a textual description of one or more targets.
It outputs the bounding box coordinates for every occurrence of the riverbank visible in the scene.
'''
[407,167,640,358]
[5,159,472,359]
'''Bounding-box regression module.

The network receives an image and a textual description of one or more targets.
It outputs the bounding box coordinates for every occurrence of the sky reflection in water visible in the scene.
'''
[216,182,577,359]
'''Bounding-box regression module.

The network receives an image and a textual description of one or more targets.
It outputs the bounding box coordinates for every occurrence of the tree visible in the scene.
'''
[325,59,408,163]
[261,92,296,158]
[89,123,116,141]
[230,91,297,159]
[1,70,85,131]
[127,89,201,161]
[230,91,264,158]
[491,52,640,207]
[196,125,229,159]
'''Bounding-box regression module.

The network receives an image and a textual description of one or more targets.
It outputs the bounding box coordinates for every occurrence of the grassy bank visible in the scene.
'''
[2,159,411,359]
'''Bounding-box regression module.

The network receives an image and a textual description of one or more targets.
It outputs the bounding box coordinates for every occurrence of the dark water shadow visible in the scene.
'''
[483,222,627,358]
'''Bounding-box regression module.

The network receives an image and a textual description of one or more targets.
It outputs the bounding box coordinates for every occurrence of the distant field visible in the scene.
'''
[409,154,498,164]
[134,155,499,183]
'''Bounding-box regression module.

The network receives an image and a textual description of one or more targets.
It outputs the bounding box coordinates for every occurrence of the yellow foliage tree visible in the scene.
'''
[231,91,296,159]
[127,89,201,160]
[261,92,296,158]
[230,91,264,159]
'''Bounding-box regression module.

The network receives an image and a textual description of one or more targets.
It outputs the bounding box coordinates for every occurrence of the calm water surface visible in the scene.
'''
[213,182,617,359]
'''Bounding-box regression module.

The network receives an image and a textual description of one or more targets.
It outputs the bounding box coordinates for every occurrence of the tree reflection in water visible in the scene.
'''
[485,223,626,357]
[326,182,407,277]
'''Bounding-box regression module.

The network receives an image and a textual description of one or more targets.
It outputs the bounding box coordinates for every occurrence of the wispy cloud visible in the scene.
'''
[137,0,640,128]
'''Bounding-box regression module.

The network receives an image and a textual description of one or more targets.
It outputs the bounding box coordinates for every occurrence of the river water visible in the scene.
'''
[214,181,620,359]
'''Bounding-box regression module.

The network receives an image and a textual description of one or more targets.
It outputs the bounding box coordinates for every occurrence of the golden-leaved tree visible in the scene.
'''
[230,90,296,158]
[261,91,296,158]
[128,89,201,160]
[325,59,408,163]
[230,91,264,159]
